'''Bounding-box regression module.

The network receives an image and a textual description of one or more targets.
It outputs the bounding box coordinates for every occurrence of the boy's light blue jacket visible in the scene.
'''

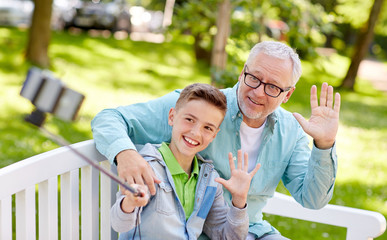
[110,143,249,240]
[92,83,337,238]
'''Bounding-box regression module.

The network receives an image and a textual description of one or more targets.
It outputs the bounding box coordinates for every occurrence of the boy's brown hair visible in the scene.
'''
[175,83,227,117]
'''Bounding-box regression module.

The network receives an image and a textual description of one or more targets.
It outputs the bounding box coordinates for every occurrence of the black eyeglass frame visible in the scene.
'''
[243,65,293,98]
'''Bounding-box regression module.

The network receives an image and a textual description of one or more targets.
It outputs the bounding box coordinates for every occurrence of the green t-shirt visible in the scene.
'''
[158,142,199,220]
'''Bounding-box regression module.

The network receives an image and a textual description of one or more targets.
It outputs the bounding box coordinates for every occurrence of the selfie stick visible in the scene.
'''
[25,111,140,197]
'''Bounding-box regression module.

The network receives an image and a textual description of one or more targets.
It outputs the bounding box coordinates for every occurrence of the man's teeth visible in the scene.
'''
[249,97,260,105]
[184,137,199,145]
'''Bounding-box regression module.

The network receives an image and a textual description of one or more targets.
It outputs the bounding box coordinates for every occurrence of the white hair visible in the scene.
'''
[246,41,302,85]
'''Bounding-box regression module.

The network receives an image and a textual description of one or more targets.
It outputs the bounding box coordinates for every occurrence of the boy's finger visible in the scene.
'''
[214,177,226,186]
[250,163,261,177]
[228,152,235,171]
[243,152,249,171]
[237,150,242,169]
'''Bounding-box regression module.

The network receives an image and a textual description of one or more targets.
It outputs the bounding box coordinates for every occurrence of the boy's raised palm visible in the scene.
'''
[215,150,260,209]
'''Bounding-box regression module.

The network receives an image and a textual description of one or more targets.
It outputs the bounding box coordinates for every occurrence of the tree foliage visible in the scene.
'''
[171,0,336,87]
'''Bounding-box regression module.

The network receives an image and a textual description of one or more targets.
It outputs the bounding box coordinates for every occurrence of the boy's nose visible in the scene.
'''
[190,124,201,136]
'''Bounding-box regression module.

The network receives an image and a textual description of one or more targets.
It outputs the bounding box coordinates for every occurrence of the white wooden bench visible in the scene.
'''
[0,140,385,240]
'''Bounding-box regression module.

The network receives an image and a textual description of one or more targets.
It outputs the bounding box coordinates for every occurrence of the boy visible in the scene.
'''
[110,83,261,239]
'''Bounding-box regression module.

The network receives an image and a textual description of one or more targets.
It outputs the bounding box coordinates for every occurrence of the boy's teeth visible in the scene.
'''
[184,137,199,145]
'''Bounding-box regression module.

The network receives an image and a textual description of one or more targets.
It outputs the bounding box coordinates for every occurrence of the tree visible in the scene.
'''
[211,0,232,84]
[340,0,385,90]
[25,0,53,68]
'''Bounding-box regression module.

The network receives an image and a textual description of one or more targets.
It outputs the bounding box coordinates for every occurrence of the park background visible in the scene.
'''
[0,0,386,239]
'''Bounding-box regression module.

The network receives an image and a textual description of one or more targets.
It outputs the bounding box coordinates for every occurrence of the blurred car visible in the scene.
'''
[0,0,78,30]
[52,0,79,30]
[65,0,131,32]
[0,0,34,27]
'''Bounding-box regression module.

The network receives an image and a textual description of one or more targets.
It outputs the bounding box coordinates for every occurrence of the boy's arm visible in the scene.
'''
[91,91,180,194]
[203,151,260,239]
[110,192,142,233]
[203,179,249,239]
[121,184,150,213]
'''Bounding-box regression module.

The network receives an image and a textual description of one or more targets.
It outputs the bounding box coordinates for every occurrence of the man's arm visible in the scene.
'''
[91,91,180,194]
[283,128,337,209]
[286,82,340,208]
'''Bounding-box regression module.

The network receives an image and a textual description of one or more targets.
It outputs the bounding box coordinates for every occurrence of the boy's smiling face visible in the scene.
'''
[168,99,224,163]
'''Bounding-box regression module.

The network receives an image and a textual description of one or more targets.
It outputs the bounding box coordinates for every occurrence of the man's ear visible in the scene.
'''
[238,67,245,83]
[283,87,296,103]
[168,108,175,126]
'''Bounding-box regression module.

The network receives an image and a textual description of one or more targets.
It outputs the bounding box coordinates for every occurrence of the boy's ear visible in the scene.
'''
[168,108,175,126]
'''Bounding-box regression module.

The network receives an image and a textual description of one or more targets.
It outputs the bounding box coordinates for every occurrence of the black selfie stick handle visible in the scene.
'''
[25,113,140,196]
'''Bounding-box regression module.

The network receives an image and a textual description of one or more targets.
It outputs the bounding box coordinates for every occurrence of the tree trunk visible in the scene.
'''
[211,0,232,84]
[340,0,384,90]
[194,34,211,64]
[25,0,53,68]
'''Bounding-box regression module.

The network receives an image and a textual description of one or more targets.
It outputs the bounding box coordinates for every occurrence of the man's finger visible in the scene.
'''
[133,175,145,186]
[143,171,158,195]
[326,85,334,108]
[293,112,308,130]
[334,92,341,113]
[310,85,318,110]
[319,82,328,107]
[120,176,134,193]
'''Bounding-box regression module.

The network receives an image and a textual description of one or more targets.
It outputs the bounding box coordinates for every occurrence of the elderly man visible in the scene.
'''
[91,41,340,239]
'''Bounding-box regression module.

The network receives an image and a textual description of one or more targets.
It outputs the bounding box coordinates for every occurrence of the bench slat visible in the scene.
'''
[81,165,100,240]
[0,196,12,240]
[100,161,118,240]
[16,186,36,240]
[38,177,58,240]
[61,169,80,240]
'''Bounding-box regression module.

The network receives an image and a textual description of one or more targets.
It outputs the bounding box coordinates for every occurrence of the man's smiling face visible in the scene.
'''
[237,52,295,128]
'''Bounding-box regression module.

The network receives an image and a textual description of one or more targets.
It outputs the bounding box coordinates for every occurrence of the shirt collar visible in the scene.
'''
[158,142,199,176]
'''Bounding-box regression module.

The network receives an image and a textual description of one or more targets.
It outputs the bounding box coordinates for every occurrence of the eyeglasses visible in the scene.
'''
[243,65,293,98]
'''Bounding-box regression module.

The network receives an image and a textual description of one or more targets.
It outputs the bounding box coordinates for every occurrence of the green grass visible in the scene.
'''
[1,27,386,239]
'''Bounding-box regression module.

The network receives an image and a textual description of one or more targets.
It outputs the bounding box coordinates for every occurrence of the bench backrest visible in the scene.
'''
[1,140,386,240]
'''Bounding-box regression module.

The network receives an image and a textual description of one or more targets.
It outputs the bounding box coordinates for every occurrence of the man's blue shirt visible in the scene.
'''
[91,83,337,237]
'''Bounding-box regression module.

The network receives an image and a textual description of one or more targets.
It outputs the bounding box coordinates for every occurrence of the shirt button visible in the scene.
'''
[236,132,239,136]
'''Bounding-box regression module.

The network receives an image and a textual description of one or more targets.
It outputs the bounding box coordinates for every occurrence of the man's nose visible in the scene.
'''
[253,83,266,97]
